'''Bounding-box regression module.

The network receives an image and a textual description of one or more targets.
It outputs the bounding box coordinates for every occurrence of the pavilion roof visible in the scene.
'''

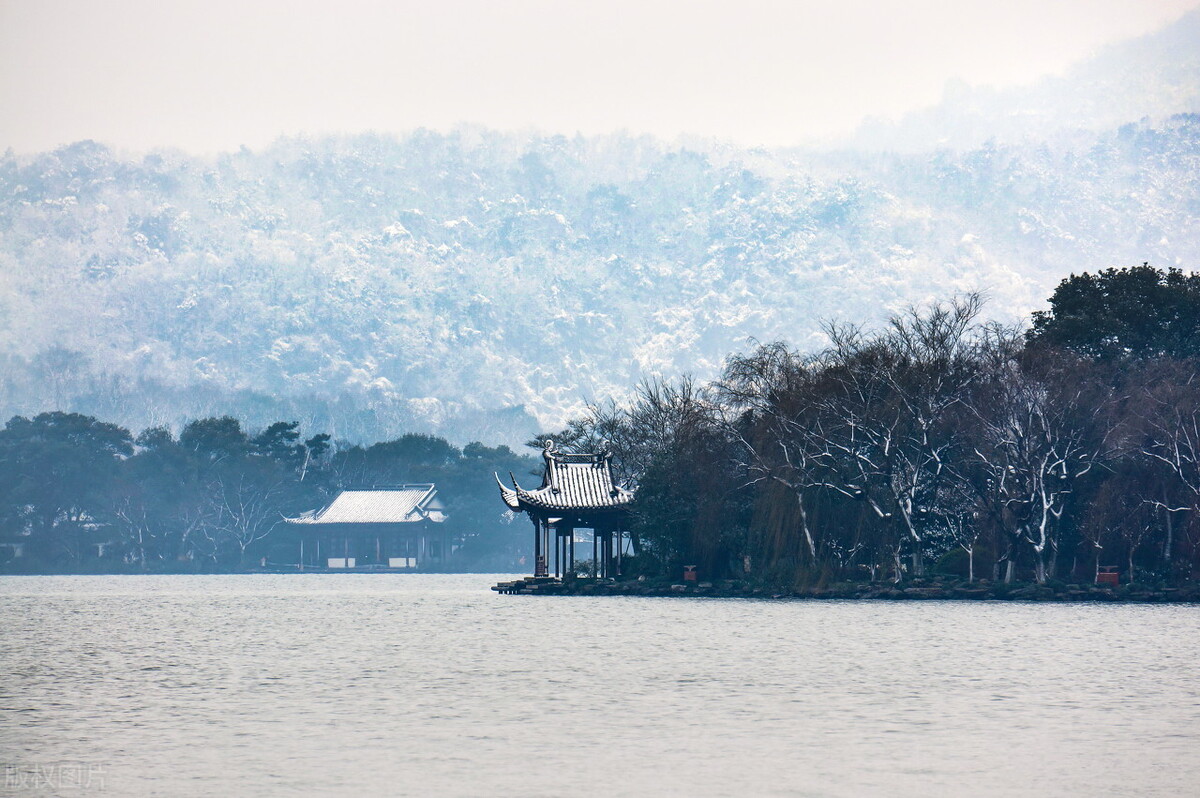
[498,444,632,515]
[288,485,444,525]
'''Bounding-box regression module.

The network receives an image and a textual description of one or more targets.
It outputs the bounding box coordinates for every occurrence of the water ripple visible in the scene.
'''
[1,574,1198,797]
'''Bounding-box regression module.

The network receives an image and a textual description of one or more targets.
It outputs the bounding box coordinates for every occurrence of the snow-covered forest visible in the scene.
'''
[0,11,1197,449]
[555,268,1200,587]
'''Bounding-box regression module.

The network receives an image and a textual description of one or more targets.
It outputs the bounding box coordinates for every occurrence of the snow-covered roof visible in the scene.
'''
[498,443,632,515]
[289,485,444,524]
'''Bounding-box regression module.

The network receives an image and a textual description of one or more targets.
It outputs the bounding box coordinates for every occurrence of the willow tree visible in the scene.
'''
[718,342,831,577]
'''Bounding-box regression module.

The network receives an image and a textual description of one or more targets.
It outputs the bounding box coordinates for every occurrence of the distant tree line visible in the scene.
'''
[7,264,1199,585]
[551,265,1200,586]
[0,415,535,572]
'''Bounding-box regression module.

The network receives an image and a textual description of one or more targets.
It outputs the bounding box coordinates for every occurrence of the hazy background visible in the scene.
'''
[2,0,1197,153]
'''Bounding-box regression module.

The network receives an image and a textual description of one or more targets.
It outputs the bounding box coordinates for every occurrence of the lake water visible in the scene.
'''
[1,575,1198,797]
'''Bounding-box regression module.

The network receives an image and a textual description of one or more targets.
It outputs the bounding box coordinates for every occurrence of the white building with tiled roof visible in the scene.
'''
[285,485,448,570]
[291,485,446,526]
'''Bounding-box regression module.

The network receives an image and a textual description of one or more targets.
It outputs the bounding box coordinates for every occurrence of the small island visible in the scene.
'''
[495,266,1200,600]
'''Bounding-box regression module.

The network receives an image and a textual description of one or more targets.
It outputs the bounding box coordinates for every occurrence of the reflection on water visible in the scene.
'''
[1,574,1198,797]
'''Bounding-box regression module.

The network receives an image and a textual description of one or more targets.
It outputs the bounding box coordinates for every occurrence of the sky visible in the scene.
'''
[1,0,1198,154]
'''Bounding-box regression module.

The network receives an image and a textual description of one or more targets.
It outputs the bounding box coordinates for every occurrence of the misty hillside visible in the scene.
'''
[850,8,1200,151]
[0,13,1198,447]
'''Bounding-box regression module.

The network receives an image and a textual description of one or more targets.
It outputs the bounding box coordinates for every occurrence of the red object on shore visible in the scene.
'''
[683,565,697,582]
[1096,567,1119,586]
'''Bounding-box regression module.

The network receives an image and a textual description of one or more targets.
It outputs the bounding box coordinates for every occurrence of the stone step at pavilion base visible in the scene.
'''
[492,576,628,594]
[491,576,564,595]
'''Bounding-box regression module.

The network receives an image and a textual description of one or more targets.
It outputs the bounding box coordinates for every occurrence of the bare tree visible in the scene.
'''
[966,338,1112,583]
[584,376,716,488]
[205,466,289,565]
[805,297,986,579]
[1135,369,1200,565]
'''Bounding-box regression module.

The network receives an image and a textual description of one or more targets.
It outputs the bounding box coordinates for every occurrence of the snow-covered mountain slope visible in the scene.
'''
[1,117,1196,446]
[2,11,1199,446]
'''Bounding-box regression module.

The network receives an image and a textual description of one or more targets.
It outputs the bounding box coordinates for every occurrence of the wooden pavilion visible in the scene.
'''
[285,485,448,569]
[497,441,633,578]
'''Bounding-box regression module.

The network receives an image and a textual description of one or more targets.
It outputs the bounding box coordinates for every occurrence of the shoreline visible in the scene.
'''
[493,575,1200,603]
[3,569,1197,603]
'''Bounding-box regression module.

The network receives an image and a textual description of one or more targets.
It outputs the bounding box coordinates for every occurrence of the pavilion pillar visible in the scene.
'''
[594,527,603,578]
[559,528,566,577]
[566,526,575,576]
[533,517,544,577]
[598,530,606,579]
[616,528,622,577]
